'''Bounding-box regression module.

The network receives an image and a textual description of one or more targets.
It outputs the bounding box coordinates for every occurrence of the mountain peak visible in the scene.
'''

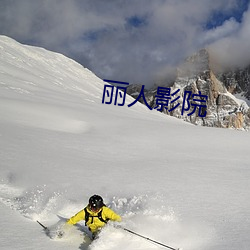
[127,48,250,129]
[177,49,211,78]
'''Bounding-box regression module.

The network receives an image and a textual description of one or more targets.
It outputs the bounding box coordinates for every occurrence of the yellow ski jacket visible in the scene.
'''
[67,206,121,233]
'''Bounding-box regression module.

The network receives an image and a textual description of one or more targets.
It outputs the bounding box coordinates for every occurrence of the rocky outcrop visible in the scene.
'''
[216,66,250,100]
[127,49,250,130]
[170,49,250,129]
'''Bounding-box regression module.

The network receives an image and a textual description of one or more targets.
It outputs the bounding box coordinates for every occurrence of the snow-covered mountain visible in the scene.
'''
[128,49,250,130]
[173,49,250,129]
[0,36,250,250]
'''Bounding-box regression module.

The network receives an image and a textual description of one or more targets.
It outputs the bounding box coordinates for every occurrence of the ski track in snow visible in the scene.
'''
[0,99,91,134]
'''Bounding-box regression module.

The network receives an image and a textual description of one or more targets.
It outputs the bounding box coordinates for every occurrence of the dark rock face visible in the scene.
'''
[217,66,250,100]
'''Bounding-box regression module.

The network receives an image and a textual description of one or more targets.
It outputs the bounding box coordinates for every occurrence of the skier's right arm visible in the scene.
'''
[67,209,85,225]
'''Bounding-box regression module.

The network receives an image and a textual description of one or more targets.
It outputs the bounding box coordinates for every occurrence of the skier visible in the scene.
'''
[66,194,121,239]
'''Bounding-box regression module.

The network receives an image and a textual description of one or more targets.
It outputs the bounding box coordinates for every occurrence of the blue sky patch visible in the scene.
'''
[206,0,249,29]
[126,15,148,28]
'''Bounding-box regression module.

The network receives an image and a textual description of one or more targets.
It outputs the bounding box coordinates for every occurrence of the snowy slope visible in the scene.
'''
[0,36,250,250]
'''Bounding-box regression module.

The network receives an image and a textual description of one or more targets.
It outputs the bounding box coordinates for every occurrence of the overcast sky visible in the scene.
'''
[0,0,249,86]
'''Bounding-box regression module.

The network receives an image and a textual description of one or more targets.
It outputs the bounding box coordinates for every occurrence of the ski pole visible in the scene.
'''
[37,220,48,231]
[122,227,180,250]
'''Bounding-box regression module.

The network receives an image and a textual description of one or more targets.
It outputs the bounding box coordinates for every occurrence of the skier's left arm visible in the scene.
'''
[103,207,122,222]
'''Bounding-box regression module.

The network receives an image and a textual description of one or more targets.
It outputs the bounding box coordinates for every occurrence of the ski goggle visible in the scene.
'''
[90,204,101,211]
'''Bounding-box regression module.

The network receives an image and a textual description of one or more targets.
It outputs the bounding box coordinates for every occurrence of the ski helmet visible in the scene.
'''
[89,195,104,210]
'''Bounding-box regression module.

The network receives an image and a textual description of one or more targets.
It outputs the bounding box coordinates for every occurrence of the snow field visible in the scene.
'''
[0,177,214,250]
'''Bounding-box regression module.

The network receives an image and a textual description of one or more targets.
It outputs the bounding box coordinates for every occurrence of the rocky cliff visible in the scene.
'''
[127,49,250,130]
[217,66,250,101]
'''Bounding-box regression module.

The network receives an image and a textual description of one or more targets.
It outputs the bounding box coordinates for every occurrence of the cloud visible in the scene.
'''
[200,18,240,45]
[209,4,250,69]
[0,0,249,86]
